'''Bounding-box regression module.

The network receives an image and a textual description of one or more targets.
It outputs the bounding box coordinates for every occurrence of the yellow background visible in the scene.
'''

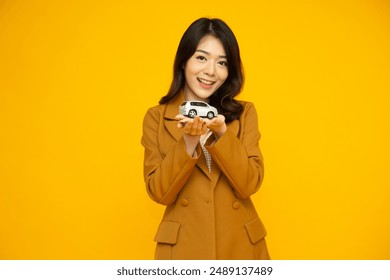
[1,0,389,259]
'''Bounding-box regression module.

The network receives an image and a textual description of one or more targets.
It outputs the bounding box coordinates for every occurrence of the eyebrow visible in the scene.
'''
[195,49,227,59]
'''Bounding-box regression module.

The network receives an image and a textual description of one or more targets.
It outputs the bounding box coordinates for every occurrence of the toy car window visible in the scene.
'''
[181,102,187,106]
[191,102,207,107]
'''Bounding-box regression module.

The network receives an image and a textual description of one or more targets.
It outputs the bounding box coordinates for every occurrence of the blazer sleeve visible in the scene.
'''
[141,107,201,205]
[206,102,264,199]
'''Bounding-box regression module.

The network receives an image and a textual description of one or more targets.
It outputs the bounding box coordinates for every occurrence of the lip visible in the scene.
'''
[197,78,215,89]
[197,78,215,85]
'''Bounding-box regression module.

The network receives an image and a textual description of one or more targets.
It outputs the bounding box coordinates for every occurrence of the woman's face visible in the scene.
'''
[183,35,228,101]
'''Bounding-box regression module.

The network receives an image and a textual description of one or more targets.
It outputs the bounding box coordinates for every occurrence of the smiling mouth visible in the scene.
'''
[197,78,215,85]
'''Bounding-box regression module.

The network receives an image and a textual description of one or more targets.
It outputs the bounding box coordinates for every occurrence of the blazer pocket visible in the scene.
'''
[245,217,267,245]
[154,221,181,245]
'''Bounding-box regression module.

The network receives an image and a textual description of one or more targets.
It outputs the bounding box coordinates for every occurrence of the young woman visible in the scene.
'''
[141,18,270,260]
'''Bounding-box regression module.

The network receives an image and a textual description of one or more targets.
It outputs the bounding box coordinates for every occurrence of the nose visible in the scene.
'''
[203,61,215,76]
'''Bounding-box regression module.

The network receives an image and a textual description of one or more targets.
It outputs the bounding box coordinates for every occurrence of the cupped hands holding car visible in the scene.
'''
[176,114,227,139]
[176,113,227,157]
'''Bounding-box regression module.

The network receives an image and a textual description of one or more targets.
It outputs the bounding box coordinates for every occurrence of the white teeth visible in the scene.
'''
[198,78,214,85]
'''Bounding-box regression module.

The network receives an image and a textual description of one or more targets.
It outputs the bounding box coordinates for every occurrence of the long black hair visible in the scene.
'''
[159,18,244,123]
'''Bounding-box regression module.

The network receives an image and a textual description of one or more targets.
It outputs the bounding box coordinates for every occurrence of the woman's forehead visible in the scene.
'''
[196,35,226,56]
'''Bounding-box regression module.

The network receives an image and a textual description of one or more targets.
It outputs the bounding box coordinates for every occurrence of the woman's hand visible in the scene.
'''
[175,115,207,157]
[175,115,207,136]
[176,114,227,138]
[204,114,227,139]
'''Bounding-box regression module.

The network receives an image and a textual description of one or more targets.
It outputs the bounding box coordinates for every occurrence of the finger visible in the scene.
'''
[207,115,225,127]
[195,118,205,135]
[193,115,201,123]
[176,114,191,129]
[201,119,208,134]
[190,116,199,130]
[183,120,194,134]
[175,114,185,120]
[186,118,203,136]
[178,120,188,127]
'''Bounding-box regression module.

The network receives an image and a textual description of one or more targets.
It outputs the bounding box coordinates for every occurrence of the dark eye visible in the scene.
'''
[196,56,206,61]
[218,61,228,66]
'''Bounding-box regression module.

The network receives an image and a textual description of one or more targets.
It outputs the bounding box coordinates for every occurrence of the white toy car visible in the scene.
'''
[179,101,218,119]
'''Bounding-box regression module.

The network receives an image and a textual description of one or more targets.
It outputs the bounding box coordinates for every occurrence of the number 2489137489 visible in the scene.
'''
[209,266,273,276]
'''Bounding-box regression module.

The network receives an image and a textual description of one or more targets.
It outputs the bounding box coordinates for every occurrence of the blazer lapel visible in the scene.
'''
[163,94,184,141]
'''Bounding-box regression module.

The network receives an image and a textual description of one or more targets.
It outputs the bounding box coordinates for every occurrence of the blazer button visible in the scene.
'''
[181,199,189,207]
[232,201,240,210]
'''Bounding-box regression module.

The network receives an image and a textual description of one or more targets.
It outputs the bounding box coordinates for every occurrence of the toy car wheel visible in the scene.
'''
[207,111,214,119]
[188,109,197,118]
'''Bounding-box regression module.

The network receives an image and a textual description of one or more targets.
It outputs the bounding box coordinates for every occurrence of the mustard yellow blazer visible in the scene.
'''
[141,93,270,259]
